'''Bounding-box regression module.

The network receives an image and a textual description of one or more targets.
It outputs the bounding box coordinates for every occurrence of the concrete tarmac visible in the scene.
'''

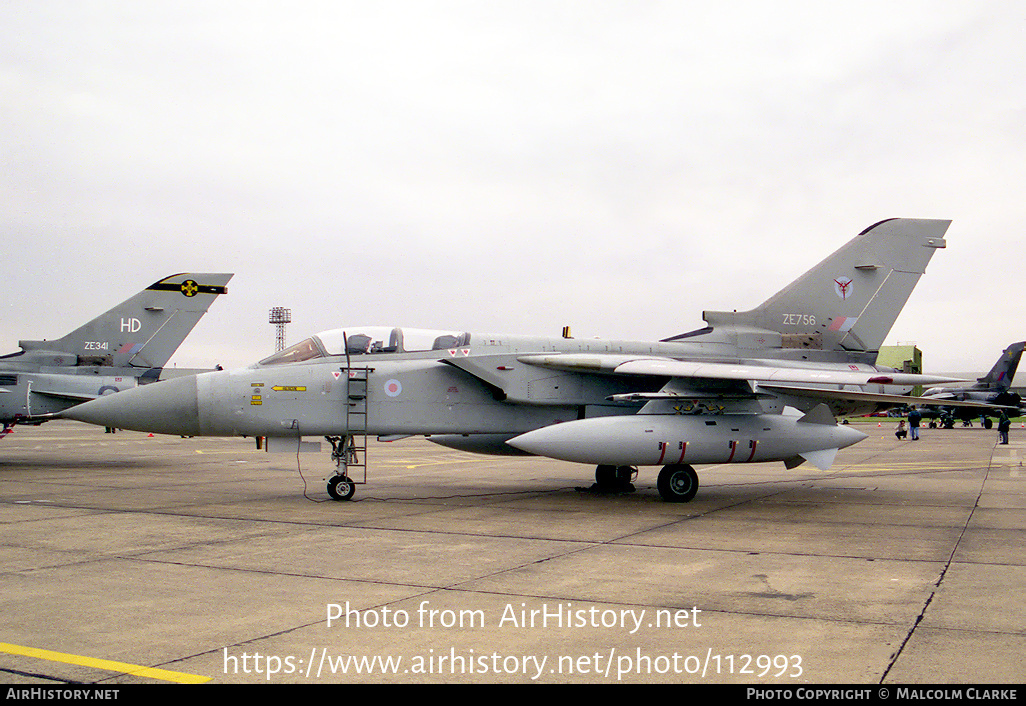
[1,420,1023,684]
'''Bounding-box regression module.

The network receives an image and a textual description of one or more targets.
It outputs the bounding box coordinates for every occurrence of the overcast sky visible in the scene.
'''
[2,1,1024,373]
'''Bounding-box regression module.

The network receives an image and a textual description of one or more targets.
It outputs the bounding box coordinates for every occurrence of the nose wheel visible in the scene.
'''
[327,474,356,501]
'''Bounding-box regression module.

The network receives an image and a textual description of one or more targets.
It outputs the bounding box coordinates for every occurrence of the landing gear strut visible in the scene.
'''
[326,435,359,501]
[657,464,699,502]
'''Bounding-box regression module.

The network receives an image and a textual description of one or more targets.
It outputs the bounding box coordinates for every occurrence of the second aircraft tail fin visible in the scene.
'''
[976,341,1026,391]
[19,273,232,369]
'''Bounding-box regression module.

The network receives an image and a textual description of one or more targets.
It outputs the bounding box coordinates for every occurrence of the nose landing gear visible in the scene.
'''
[326,435,362,501]
[327,473,355,501]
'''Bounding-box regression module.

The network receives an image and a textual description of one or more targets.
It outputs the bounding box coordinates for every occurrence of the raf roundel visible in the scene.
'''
[384,379,403,397]
[833,277,853,300]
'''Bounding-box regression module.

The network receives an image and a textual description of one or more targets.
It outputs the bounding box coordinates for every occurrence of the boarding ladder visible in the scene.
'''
[337,366,369,486]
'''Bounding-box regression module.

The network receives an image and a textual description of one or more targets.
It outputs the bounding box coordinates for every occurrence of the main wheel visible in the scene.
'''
[595,465,635,490]
[595,465,617,487]
[657,464,699,502]
[327,474,356,501]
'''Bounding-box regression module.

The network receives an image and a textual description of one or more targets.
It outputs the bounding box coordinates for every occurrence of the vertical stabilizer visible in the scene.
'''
[976,341,1026,391]
[701,218,949,354]
[20,273,232,368]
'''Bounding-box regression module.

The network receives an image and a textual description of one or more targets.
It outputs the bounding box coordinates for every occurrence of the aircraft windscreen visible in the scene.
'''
[258,338,325,366]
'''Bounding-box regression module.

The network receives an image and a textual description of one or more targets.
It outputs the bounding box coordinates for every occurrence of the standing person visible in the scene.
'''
[998,411,1011,445]
[908,406,922,441]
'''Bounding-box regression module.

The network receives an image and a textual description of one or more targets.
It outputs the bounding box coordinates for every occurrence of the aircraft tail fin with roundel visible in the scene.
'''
[664,219,950,361]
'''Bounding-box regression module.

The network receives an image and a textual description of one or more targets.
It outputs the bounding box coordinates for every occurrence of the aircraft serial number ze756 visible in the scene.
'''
[782,314,816,326]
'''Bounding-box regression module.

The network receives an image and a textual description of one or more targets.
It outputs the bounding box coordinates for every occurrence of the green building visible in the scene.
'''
[878,345,924,395]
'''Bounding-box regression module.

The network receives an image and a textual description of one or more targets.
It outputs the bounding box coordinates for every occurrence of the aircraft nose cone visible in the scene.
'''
[61,375,201,436]
[837,423,869,448]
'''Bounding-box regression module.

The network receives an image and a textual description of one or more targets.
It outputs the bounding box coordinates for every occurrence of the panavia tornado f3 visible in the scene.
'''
[63,219,986,502]
[916,341,1025,427]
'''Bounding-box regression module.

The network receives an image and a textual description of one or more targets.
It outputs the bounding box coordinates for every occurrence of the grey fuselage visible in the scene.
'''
[87,328,903,441]
[0,351,147,422]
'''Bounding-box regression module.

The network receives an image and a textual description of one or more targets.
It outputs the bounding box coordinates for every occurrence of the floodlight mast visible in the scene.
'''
[269,307,291,352]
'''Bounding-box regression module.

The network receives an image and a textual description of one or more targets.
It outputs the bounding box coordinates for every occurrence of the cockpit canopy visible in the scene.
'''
[258,327,471,366]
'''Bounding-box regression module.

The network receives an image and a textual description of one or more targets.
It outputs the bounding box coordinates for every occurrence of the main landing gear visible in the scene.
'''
[656,464,699,503]
[594,465,636,493]
[593,463,700,501]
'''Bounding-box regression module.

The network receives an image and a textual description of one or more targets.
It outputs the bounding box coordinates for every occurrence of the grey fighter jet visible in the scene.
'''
[1,272,231,436]
[919,341,1025,426]
[63,220,978,502]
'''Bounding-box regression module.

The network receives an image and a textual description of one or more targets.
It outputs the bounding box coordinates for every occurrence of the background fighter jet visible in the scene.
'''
[64,219,977,502]
[918,341,1025,426]
[1,272,231,434]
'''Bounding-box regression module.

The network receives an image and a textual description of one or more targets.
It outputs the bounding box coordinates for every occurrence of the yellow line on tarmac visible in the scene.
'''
[0,642,210,684]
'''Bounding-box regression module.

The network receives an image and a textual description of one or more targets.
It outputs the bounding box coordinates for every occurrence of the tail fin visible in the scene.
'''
[686,218,949,357]
[976,341,1025,391]
[18,273,232,369]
